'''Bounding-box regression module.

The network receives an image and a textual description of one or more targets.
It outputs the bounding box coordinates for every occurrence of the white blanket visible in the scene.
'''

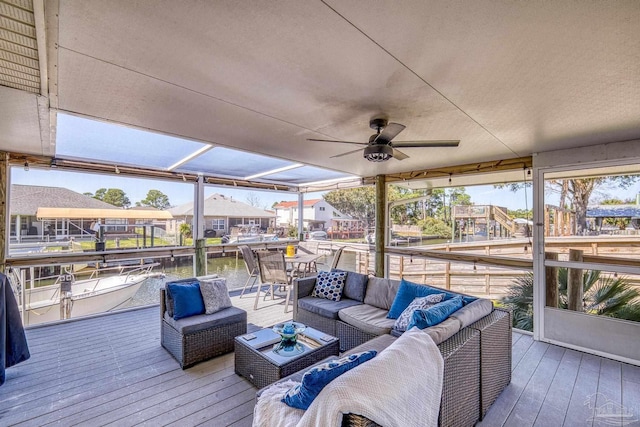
[253,380,305,427]
[298,328,444,427]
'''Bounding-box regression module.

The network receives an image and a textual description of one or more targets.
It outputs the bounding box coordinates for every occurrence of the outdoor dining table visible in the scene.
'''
[285,253,322,277]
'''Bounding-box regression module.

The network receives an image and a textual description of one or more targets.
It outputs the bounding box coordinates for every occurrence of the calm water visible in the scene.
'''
[125,252,337,308]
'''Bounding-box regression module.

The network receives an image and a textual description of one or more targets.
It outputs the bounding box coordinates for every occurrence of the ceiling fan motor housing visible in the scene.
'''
[363,144,393,162]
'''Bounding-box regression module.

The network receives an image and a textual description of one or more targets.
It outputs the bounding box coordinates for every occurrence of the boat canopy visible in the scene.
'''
[36,207,173,220]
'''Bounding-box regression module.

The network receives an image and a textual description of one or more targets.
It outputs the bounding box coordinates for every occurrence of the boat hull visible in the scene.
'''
[21,274,156,326]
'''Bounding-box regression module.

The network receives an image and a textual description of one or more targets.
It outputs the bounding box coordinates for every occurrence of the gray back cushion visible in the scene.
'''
[333,269,368,302]
[450,298,493,328]
[364,277,401,310]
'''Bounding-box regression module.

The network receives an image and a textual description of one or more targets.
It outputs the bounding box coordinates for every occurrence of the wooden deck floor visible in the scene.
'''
[2,293,639,427]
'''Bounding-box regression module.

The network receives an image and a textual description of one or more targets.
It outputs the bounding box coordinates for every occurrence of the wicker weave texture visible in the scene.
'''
[469,307,512,418]
[296,309,338,337]
[438,328,481,427]
[341,414,381,427]
[336,321,379,352]
[161,317,247,369]
[235,336,340,389]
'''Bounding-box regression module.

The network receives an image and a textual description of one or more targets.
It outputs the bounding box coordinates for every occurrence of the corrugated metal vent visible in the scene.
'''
[0,0,40,93]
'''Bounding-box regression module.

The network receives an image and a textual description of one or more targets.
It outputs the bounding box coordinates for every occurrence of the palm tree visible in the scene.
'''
[501,269,640,331]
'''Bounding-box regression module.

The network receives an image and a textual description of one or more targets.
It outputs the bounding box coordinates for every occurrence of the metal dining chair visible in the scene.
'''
[297,241,319,274]
[254,250,293,313]
[238,245,260,297]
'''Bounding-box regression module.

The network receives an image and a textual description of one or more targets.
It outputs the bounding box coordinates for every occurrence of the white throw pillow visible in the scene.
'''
[199,278,232,314]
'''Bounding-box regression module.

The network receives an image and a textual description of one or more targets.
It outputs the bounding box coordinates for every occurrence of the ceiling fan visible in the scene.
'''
[307,118,460,162]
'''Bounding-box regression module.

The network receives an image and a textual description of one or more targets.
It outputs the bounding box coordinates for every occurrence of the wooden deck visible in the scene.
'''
[2,293,639,426]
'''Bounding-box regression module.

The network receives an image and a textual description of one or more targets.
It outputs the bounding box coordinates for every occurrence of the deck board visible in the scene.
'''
[2,293,638,427]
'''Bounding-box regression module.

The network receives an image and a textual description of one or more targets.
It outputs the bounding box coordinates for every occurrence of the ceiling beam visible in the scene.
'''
[366,156,533,185]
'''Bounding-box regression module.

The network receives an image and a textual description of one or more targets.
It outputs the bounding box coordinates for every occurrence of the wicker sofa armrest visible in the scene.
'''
[160,288,167,319]
[293,276,317,318]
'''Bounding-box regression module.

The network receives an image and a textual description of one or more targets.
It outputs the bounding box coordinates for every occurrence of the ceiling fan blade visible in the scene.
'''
[330,147,365,158]
[392,140,460,148]
[374,122,406,143]
[307,138,369,146]
[392,148,409,160]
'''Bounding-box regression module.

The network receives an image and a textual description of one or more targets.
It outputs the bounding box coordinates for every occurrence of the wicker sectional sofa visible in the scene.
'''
[289,271,512,426]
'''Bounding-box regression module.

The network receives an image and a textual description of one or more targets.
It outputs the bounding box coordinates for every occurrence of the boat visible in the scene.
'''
[9,263,164,326]
[221,226,278,244]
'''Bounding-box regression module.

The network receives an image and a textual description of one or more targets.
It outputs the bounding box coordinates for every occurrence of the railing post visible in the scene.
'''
[545,252,558,308]
[567,249,583,311]
[195,238,207,276]
[444,245,451,289]
[375,174,386,278]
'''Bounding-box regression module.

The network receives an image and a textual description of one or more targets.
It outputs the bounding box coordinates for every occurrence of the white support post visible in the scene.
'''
[298,192,304,240]
[532,164,545,341]
[193,175,205,240]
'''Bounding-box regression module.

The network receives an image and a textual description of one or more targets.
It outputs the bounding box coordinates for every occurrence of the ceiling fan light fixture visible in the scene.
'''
[363,145,393,162]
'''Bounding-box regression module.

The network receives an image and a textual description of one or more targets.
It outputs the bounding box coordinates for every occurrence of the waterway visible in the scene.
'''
[124,252,339,308]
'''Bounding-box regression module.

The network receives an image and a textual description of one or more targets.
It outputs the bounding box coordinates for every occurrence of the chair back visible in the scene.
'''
[330,246,345,270]
[239,245,258,275]
[298,241,319,255]
[256,251,290,284]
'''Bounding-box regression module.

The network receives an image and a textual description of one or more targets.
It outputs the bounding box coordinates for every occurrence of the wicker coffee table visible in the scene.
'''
[234,326,339,389]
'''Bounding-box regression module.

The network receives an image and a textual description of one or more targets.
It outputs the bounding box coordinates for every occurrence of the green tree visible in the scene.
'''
[500,176,638,233]
[416,217,452,238]
[323,187,377,228]
[93,188,131,208]
[179,222,192,239]
[137,189,170,209]
[508,208,533,219]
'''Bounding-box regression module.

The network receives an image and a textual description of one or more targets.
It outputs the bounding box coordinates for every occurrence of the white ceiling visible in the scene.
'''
[1,0,639,179]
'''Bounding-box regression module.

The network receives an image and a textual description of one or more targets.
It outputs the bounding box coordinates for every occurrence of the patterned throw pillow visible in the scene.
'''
[199,278,232,314]
[394,293,445,332]
[311,271,347,301]
[282,350,377,410]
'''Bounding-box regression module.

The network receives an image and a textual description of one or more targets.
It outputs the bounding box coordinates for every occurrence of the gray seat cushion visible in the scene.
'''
[363,277,401,310]
[338,304,396,336]
[297,296,362,319]
[163,306,246,334]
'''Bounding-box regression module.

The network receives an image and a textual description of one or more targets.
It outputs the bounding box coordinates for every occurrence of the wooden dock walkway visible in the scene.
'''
[2,293,638,426]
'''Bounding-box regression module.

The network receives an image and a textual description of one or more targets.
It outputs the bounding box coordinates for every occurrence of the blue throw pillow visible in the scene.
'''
[282,350,377,410]
[167,282,205,320]
[387,278,477,319]
[407,296,464,330]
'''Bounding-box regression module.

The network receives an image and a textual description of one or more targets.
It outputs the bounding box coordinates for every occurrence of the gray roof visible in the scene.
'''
[169,193,275,218]
[587,204,640,218]
[10,184,121,216]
